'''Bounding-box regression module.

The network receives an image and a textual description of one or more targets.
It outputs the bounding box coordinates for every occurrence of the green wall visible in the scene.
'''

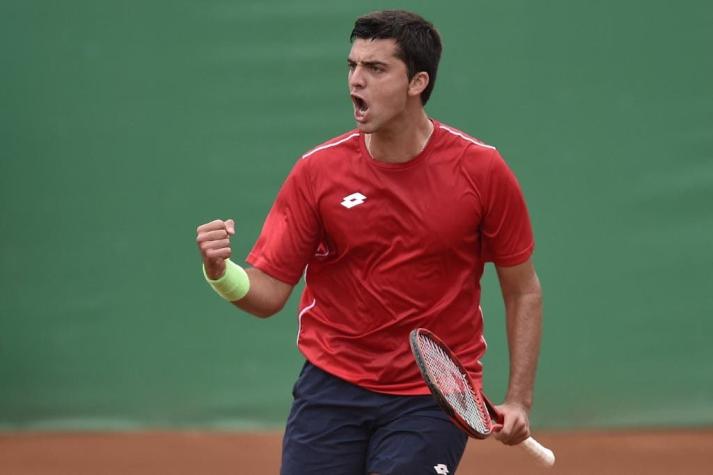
[2,0,712,430]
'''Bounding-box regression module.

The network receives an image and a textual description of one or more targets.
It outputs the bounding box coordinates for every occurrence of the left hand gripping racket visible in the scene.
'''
[409,328,555,468]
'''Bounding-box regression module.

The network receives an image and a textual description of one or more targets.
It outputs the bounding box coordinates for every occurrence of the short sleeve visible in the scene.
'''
[246,158,321,284]
[481,151,535,266]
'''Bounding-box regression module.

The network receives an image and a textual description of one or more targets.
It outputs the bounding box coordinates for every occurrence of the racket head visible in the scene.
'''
[409,328,496,439]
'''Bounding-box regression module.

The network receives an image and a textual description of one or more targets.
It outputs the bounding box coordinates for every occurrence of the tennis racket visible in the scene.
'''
[409,328,555,467]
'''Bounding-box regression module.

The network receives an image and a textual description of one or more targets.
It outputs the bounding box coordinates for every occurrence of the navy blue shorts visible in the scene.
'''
[280,361,468,475]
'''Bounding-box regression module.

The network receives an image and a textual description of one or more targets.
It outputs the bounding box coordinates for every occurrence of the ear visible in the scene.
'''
[408,71,430,98]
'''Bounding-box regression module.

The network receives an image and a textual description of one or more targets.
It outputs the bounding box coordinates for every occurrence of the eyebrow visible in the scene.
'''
[347,58,389,68]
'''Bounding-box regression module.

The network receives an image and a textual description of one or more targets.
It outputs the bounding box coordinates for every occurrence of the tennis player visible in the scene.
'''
[196,10,543,475]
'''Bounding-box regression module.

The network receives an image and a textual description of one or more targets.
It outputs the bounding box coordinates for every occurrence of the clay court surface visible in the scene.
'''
[1,429,712,474]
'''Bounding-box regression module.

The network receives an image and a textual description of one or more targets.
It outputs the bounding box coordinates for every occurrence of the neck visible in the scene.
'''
[365,109,434,164]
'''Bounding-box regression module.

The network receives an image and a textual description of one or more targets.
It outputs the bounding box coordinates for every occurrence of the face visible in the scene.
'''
[348,38,421,133]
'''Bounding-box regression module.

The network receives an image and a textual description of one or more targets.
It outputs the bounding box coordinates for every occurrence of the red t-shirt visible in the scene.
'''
[247,119,534,395]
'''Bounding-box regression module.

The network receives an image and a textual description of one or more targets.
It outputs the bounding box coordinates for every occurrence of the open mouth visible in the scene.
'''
[351,95,368,114]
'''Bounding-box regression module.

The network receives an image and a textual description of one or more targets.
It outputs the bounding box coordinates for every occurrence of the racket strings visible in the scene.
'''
[417,335,490,434]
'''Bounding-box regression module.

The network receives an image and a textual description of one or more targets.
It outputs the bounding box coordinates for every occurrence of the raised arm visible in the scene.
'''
[492,257,543,445]
[196,218,293,318]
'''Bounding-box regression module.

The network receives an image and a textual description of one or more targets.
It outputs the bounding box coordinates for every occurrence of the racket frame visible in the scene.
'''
[409,328,494,439]
[409,327,556,468]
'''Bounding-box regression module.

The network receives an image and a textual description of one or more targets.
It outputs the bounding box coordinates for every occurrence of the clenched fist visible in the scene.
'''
[196,219,236,279]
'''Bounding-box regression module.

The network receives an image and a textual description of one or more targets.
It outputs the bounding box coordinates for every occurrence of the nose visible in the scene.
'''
[349,65,365,89]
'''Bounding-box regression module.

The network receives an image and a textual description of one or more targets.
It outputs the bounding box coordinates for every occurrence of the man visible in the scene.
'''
[196,10,542,475]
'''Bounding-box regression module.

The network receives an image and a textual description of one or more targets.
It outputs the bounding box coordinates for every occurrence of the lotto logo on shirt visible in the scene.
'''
[341,192,367,209]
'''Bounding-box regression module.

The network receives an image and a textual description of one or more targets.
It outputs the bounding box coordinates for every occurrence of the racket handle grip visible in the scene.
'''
[520,437,556,467]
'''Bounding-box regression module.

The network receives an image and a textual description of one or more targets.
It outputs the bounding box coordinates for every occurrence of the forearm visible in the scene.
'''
[231,267,293,318]
[503,287,542,410]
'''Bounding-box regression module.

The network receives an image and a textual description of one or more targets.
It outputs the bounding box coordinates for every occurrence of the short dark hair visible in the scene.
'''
[350,10,443,105]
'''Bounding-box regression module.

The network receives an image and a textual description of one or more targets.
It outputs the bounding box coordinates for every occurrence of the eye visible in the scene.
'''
[370,65,384,73]
[347,62,356,71]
